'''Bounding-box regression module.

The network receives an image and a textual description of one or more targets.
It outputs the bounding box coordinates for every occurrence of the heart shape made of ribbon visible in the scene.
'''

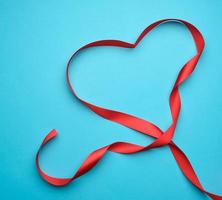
[36,19,221,200]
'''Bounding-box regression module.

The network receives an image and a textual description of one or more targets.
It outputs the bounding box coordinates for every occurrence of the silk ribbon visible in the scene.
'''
[36,19,221,200]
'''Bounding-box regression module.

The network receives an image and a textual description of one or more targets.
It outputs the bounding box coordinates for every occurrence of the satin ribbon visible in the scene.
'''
[36,19,221,200]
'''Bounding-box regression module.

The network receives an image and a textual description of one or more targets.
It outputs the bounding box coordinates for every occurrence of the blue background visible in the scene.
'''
[0,0,222,199]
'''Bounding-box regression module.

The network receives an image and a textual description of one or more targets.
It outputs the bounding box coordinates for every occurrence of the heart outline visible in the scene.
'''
[36,19,221,200]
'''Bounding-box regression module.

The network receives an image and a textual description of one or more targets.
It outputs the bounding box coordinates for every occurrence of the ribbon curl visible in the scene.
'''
[36,19,221,200]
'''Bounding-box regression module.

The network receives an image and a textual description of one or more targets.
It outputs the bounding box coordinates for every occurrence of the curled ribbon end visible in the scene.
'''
[42,129,58,145]
[37,129,74,187]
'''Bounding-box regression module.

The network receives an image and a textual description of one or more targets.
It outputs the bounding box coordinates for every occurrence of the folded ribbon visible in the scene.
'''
[36,19,221,200]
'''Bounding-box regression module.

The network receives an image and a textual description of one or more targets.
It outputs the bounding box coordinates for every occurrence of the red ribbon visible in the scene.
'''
[36,19,221,200]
